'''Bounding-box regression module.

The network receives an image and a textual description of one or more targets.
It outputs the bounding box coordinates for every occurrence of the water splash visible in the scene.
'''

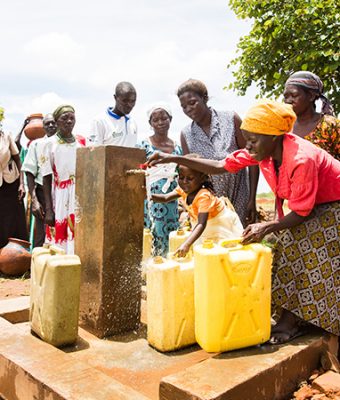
[125,169,149,176]
[145,181,157,259]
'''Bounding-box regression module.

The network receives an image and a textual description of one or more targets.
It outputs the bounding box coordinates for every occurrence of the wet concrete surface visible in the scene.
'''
[14,314,214,399]
[0,296,334,400]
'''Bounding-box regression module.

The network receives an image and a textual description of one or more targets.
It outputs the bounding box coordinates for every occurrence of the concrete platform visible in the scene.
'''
[0,297,336,400]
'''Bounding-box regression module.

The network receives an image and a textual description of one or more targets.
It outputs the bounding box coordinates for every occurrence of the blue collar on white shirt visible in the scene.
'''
[107,107,130,122]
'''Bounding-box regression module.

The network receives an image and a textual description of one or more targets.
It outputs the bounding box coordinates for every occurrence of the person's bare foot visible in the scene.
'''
[269,309,307,345]
[271,309,298,332]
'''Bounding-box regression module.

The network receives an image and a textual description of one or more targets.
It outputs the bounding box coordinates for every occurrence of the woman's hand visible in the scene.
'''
[241,222,271,245]
[174,243,190,258]
[32,198,45,220]
[18,183,25,201]
[146,151,170,167]
[44,209,55,227]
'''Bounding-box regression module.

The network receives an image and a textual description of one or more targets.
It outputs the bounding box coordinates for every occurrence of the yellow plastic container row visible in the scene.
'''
[146,255,195,352]
[30,246,81,347]
[194,239,272,353]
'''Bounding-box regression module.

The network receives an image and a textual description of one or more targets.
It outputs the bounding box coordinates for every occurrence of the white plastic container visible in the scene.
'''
[146,255,195,351]
[30,246,81,346]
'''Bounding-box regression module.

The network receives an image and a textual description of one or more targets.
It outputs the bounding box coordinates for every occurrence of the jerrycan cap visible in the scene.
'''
[176,228,185,236]
[202,239,214,249]
[144,228,151,233]
[183,220,191,231]
[153,256,164,264]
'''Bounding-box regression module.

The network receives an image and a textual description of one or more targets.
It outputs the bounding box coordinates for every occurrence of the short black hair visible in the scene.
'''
[115,81,136,96]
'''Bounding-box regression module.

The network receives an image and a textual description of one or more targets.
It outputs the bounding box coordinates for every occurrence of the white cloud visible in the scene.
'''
[24,32,83,58]
[0,1,270,192]
[1,1,257,135]
[30,92,67,113]
[23,33,85,80]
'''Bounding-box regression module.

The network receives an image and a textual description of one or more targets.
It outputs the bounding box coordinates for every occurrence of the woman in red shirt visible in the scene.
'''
[146,100,340,344]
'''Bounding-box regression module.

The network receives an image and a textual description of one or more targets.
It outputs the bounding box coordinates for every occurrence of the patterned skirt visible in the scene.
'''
[272,201,340,336]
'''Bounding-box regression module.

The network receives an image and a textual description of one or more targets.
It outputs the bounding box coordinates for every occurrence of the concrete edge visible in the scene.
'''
[160,333,333,400]
[0,296,30,324]
[0,317,149,400]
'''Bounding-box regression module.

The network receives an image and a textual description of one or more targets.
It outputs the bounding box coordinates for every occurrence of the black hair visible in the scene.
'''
[182,154,215,194]
[115,81,136,96]
[177,79,209,102]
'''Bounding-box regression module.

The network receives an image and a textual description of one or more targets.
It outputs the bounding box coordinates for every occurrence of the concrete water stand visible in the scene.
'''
[0,296,336,400]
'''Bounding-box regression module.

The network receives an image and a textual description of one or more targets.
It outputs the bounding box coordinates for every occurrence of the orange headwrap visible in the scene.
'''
[241,100,296,136]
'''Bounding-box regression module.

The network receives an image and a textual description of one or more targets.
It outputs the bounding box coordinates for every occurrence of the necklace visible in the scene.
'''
[57,132,76,144]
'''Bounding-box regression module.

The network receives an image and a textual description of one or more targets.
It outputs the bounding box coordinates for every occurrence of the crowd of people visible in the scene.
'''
[0,71,339,345]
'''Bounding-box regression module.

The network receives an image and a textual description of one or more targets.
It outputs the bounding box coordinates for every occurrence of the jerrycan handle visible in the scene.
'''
[49,245,66,256]
[219,238,243,251]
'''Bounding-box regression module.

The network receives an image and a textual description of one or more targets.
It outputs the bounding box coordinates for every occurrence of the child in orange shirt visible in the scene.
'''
[152,157,243,257]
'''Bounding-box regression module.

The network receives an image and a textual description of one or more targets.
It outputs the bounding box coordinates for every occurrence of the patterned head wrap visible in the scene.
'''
[285,71,334,116]
[53,105,75,121]
[147,103,172,121]
[241,100,296,136]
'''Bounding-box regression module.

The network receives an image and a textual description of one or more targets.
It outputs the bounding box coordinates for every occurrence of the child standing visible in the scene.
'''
[152,156,243,257]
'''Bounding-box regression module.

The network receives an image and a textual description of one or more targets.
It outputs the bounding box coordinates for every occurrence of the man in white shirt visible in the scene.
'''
[22,114,57,247]
[91,81,138,147]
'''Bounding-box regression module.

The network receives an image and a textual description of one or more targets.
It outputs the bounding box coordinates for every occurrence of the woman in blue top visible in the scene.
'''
[138,103,182,256]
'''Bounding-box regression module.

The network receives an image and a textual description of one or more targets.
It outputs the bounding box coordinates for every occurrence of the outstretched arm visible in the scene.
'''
[152,190,180,203]
[147,152,226,175]
[175,212,208,257]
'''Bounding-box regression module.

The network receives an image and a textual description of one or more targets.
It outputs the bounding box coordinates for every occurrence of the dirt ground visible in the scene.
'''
[0,273,30,300]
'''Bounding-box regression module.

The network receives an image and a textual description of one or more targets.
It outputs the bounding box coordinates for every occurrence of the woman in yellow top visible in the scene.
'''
[152,155,243,257]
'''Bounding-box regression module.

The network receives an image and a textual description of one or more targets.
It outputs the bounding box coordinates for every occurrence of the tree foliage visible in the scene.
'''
[228,0,340,113]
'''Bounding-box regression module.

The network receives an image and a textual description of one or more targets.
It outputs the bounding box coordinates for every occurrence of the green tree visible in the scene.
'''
[228,0,340,113]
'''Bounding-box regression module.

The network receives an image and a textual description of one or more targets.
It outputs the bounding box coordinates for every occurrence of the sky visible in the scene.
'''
[1,0,270,192]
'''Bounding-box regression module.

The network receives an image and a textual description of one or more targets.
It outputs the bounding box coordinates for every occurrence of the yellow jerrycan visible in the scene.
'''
[142,228,152,262]
[146,254,195,352]
[169,228,192,254]
[194,239,272,352]
[30,245,81,347]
